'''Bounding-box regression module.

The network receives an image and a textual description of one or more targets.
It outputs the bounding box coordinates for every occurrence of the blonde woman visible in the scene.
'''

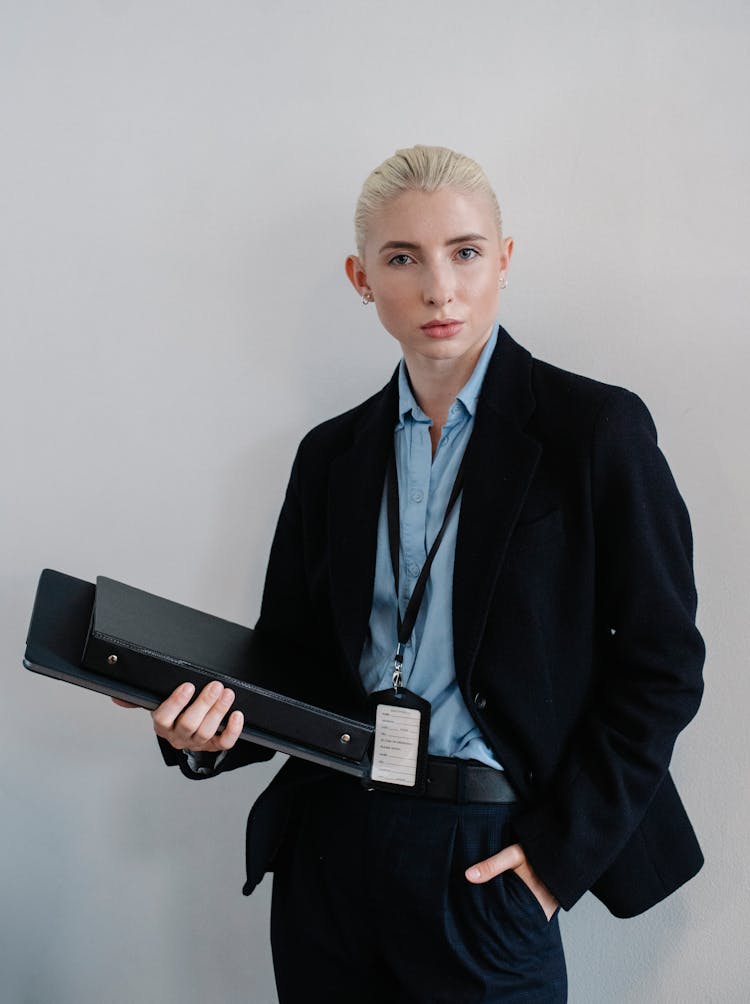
[129,146,705,1002]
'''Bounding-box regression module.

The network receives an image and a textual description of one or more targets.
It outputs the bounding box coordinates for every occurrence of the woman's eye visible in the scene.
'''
[387,253,414,266]
[456,247,479,260]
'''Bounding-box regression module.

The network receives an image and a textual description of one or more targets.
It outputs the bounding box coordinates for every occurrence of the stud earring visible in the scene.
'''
[362,291,374,305]
[499,275,508,290]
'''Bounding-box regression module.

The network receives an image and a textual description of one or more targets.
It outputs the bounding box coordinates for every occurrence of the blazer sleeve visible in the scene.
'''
[156,446,311,779]
[254,441,318,642]
[511,388,705,909]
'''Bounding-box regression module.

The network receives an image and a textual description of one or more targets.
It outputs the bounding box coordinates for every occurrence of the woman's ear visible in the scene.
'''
[500,237,514,278]
[345,254,370,298]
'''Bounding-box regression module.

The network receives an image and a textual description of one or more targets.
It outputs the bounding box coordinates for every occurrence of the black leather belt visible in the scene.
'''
[423,756,518,804]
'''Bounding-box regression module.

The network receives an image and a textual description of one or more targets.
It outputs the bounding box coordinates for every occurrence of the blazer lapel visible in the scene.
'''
[452,327,541,686]
[327,372,399,690]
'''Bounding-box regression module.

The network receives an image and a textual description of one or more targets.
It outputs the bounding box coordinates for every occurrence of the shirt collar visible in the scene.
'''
[397,324,499,427]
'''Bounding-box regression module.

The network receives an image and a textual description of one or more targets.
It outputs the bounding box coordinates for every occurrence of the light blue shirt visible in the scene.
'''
[358,327,503,769]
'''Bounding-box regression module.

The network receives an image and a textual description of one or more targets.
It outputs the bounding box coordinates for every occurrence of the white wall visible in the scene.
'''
[2,2,748,1001]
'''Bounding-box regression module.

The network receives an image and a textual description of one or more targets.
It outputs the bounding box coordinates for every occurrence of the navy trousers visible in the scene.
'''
[270,772,567,1003]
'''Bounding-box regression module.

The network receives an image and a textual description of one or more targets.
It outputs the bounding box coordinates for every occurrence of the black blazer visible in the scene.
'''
[163,325,705,918]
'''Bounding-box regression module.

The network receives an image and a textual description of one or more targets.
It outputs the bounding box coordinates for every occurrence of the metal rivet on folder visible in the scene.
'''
[107,654,118,665]
[340,733,351,744]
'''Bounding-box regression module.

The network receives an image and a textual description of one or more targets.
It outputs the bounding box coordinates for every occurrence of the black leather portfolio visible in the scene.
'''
[24,569,374,776]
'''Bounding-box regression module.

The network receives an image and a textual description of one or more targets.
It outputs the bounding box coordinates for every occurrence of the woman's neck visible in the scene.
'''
[404,347,484,429]
[404,347,486,457]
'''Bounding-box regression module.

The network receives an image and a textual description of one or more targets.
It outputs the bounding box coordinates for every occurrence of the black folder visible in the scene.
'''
[24,569,374,777]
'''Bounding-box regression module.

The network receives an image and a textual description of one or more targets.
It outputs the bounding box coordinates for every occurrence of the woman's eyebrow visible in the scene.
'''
[377,233,489,254]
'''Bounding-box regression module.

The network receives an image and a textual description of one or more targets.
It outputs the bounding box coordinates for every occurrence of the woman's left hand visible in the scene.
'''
[465,843,559,920]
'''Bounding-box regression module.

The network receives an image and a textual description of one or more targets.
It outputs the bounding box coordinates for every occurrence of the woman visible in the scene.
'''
[121,146,705,1002]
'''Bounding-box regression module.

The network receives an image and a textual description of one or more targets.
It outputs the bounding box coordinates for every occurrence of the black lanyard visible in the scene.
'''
[386,445,469,690]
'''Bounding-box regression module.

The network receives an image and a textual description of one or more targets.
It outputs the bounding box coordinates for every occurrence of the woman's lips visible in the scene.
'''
[421,320,464,338]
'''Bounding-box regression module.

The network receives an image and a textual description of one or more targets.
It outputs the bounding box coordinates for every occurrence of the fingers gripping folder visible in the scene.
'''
[23,569,374,776]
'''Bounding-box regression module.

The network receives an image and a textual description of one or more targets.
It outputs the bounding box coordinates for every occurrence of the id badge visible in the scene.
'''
[366,688,431,795]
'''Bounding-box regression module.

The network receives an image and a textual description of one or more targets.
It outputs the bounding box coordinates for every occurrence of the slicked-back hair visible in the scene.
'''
[354,145,503,259]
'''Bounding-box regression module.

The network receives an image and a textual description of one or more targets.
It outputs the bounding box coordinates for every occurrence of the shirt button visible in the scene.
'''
[473,692,487,710]
[407,563,420,577]
[410,490,424,503]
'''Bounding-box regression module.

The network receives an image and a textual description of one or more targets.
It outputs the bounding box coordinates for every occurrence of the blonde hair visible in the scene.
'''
[354,145,503,259]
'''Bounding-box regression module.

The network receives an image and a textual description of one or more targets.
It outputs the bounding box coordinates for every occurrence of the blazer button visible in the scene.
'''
[473,692,487,710]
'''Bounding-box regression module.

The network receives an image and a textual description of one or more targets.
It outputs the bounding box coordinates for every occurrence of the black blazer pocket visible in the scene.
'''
[506,508,564,554]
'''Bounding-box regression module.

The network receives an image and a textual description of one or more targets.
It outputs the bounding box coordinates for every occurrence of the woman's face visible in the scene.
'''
[346,186,512,372]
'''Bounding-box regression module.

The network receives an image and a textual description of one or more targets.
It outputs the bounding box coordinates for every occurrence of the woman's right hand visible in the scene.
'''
[111,680,244,753]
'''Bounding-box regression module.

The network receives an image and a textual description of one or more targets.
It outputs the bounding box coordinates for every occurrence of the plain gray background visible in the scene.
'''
[2,2,748,1002]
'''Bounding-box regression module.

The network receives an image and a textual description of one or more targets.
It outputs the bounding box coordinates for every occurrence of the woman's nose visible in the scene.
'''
[423,267,455,307]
